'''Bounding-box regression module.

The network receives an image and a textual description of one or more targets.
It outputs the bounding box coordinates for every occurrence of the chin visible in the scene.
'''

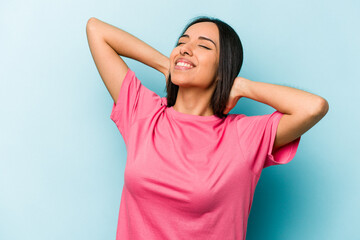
[171,79,192,88]
[171,73,192,86]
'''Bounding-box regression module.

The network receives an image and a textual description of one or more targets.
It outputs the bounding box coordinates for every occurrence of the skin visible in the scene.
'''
[226,76,329,151]
[168,22,329,152]
[87,17,329,153]
[169,22,220,117]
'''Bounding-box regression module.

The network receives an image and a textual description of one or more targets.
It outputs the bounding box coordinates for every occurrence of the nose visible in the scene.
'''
[180,42,193,56]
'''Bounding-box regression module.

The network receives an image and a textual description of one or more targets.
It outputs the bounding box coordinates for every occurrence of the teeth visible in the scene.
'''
[176,61,193,68]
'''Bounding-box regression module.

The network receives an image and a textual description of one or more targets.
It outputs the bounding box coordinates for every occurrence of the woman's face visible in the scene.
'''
[169,22,220,89]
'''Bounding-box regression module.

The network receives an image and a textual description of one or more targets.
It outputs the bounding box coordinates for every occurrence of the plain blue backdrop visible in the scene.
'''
[1,0,359,239]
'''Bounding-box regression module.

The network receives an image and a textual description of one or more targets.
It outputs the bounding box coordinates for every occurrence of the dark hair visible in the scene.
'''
[165,16,244,118]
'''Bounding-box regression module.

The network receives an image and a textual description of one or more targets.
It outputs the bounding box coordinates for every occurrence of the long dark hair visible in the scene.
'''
[165,16,244,118]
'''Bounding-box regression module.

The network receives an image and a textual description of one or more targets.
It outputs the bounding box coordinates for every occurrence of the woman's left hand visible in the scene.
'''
[224,75,329,151]
[223,77,247,114]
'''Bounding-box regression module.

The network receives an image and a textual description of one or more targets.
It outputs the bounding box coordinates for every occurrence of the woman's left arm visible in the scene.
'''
[224,77,329,152]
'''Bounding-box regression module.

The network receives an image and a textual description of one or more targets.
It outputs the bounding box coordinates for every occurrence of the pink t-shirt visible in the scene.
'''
[110,68,300,240]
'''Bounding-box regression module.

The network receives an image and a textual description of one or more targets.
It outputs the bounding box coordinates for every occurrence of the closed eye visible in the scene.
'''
[176,42,211,50]
[199,45,211,50]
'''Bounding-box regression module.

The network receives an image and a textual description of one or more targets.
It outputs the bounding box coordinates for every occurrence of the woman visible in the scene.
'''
[86,16,328,240]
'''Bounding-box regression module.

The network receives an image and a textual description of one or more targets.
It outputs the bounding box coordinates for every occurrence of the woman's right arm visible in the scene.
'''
[86,17,170,103]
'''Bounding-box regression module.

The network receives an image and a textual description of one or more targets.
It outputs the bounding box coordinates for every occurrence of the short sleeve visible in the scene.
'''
[110,68,163,144]
[236,111,300,175]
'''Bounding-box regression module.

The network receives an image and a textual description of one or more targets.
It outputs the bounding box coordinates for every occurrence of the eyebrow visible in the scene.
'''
[179,34,217,49]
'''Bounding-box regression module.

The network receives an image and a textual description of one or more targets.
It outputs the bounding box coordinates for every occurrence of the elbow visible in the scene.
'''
[310,96,329,120]
[87,17,98,25]
[86,17,98,32]
[317,97,329,118]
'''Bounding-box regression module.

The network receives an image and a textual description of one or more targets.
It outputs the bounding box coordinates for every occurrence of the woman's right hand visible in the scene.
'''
[86,17,171,101]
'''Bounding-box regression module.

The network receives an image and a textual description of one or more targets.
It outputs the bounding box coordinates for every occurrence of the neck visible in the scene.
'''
[173,86,215,116]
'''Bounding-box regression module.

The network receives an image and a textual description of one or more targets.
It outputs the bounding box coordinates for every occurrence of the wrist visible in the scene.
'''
[235,77,251,98]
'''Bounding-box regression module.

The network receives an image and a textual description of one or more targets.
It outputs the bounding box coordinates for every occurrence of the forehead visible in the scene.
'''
[183,22,219,43]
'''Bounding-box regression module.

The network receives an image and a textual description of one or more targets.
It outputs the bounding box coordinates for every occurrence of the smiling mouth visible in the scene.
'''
[174,61,195,70]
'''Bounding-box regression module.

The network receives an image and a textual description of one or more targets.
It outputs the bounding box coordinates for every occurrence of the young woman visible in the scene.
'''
[86,16,328,240]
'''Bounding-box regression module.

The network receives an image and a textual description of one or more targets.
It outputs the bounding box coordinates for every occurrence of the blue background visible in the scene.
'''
[1,0,359,239]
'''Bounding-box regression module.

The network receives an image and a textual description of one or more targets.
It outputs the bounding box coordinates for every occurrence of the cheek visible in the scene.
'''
[169,51,178,69]
[169,48,178,60]
[201,52,217,64]
[201,55,218,73]
[203,55,219,81]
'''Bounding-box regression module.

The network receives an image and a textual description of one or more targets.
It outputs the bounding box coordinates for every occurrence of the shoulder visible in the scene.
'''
[234,111,282,123]
[230,111,283,135]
